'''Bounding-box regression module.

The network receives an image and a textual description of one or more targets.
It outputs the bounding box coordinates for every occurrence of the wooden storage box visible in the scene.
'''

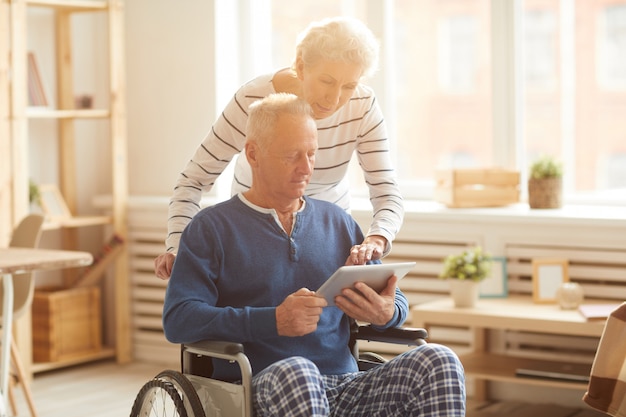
[435,168,520,208]
[32,286,102,363]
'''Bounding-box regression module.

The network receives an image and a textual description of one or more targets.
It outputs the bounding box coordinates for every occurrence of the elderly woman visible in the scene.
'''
[155,16,404,278]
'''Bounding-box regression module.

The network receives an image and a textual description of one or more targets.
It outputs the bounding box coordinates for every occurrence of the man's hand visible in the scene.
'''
[276,288,327,337]
[348,235,387,265]
[154,252,176,280]
[334,275,398,326]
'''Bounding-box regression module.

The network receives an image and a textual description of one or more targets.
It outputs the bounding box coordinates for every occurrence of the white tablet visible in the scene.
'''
[316,262,416,306]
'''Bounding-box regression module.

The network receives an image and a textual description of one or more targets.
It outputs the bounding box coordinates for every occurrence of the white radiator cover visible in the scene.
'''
[127,198,626,401]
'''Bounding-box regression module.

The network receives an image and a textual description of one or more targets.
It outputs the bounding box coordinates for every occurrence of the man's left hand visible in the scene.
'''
[334,275,398,326]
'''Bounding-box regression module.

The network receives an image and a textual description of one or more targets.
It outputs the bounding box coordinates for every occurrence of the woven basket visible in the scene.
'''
[528,177,562,208]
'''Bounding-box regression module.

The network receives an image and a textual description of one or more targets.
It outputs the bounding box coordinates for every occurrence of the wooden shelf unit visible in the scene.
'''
[412,296,609,400]
[42,216,112,231]
[0,0,130,374]
[31,346,116,373]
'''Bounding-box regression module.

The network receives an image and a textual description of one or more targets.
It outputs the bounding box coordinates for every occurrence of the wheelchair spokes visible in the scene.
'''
[129,378,188,417]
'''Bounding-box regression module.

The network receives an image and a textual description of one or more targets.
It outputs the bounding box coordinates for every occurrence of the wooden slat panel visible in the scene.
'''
[132,273,168,287]
[505,331,599,352]
[127,241,164,255]
[130,259,158,273]
[389,241,476,258]
[506,245,626,264]
[132,287,166,301]
[132,302,164,316]
[133,316,164,330]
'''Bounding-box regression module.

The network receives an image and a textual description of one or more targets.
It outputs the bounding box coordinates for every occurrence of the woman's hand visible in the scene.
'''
[348,235,387,265]
[154,252,176,279]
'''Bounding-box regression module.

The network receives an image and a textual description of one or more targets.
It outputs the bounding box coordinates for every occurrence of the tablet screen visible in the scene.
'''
[316,262,415,306]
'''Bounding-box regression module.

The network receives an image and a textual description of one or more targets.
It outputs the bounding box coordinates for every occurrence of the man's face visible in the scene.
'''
[254,113,318,201]
[296,59,362,120]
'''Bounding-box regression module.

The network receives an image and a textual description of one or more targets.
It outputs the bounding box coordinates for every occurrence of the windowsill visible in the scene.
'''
[350,198,626,227]
[102,195,626,228]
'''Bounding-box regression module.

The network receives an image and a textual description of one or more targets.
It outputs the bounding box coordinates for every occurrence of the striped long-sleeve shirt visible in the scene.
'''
[166,71,404,255]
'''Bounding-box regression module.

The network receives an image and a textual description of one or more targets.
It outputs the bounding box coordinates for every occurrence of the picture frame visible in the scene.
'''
[39,184,72,220]
[479,256,508,298]
[532,258,569,303]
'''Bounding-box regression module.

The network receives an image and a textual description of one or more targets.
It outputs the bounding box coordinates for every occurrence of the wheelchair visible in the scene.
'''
[129,322,428,417]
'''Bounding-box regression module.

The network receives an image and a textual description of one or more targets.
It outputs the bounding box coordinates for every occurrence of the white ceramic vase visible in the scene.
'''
[449,279,479,308]
[556,282,584,309]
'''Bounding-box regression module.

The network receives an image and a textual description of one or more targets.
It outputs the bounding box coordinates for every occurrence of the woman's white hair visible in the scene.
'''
[294,16,380,79]
[246,93,314,149]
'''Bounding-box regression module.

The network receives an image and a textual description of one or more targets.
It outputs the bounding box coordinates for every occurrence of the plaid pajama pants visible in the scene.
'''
[252,343,466,417]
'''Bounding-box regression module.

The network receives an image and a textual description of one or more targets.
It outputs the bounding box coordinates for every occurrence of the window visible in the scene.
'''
[438,15,478,93]
[216,0,626,204]
[598,4,626,89]
[267,0,494,200]
[523,0,626,198]
[524,10,557,91]
[390,0,492,199]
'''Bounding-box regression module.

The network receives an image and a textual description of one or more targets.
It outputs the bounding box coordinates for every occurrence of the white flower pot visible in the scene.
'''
[449,279,479,308]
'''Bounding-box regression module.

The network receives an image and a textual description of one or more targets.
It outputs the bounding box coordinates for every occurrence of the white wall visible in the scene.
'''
[125,0,216,196]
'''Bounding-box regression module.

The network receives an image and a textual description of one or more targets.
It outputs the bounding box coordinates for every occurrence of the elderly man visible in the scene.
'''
[163,93,465,417]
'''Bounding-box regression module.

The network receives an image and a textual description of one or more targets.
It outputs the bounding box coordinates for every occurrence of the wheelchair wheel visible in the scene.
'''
[129,378,187,417]
[156,370,206,417]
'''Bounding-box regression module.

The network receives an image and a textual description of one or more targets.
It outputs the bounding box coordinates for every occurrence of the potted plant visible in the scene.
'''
[439,246,493,307]
[29,179,41,206]
[29,179,43,214]
[528,155,563,208]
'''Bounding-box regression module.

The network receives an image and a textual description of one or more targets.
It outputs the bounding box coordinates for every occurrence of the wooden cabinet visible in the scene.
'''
[0,0,130,373]
[412,297,611,401]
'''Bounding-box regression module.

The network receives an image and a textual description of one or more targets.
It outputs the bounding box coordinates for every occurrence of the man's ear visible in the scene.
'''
[295,55,305,80]
[245,141,259,167]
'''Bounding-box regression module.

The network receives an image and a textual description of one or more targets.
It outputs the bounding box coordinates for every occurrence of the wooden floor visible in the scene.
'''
[10,360,171,417]
[9,360,606,417]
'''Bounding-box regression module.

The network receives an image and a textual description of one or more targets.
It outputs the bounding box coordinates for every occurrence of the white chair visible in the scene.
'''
[0,214,45,417]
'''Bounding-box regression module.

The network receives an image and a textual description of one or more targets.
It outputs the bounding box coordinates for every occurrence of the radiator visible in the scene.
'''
[127,204,178,365]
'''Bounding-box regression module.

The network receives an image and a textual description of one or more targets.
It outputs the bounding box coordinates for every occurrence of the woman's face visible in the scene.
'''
[296,57,363,119]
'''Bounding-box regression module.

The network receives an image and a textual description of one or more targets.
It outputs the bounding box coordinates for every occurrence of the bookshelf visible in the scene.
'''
[0,0,130,375]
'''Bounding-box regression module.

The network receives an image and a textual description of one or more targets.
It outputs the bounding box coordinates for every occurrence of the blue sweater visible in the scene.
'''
[162,195,408,380]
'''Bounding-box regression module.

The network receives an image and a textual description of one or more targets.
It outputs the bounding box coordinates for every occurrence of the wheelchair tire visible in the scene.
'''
[129,378,187,417]
[156,370,206,417]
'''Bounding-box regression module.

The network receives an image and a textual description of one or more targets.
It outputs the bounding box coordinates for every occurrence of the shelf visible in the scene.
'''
[26,108,110,119]
[42,215,111,230]
[412,296,608,337]
[411,297,605,401]
[460,352,591,391]
[2,0,130,377]
[26,0,108,11]
[32,346,116,374]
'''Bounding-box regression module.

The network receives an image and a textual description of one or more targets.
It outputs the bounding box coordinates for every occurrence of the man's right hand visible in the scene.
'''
[154,252,176,280]
[276,288,327,337]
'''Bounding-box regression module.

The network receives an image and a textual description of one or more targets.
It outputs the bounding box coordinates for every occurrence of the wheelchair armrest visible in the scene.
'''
[356,324,428,346]
[185,340,245,357]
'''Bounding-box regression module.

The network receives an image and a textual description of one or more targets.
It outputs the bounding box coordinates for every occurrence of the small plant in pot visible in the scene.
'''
[29,179,42,212]
[528,155,563,209]
[439,246,493,307]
